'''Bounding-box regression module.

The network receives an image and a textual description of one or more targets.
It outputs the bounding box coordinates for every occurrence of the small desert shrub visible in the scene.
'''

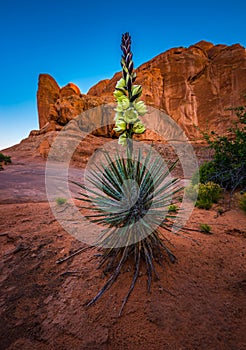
[168,204,178,213]
[196,198,213,210]
[195,161,216,185]
[198,182,222,204]
[216,207,224,215]
[200,223,211,234]
[56,197,67,205]
[239,193,246,213]
[185,181,222,210]
[0,153,11,164]
[200,104,246,192]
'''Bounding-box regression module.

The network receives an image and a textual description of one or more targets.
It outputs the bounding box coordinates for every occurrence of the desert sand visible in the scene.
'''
[0,153,245,350]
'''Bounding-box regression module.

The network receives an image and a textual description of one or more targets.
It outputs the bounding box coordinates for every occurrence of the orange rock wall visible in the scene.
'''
[37,41,246,140]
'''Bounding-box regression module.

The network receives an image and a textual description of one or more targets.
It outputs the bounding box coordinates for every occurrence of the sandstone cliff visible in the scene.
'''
[20,40,244,159]
[88,41,246,139]
[37,41,246,142]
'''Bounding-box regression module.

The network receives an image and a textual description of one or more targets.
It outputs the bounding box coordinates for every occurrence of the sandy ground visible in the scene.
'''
[0,157,246,350]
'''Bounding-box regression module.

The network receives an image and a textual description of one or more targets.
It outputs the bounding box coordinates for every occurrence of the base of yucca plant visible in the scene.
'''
[85,229,177,316]
[74,146,182,315]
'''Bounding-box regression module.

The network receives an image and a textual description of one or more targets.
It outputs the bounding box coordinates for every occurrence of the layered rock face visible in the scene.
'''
[88,41,246,139]
[37,41,246,141]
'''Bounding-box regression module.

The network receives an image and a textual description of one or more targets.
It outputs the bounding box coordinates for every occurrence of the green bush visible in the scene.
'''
[216,207,224,215]
[168,204,178,213]
[239,193,246,213]
[56,197,67,205]
[0,153,11,164]
[185,181,222,210]
[196,198,213,210]
[191,161,219,186]
[200,223,211,234]
[198,182,222,204]
[201,105,246,192]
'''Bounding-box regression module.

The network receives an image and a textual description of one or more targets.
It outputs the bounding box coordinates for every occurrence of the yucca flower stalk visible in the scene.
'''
[74,33,182,315]
[113,33,147,154]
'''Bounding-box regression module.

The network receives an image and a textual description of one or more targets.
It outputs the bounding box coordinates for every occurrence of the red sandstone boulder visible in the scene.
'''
[37,74,60,129]
[60,83,81,97]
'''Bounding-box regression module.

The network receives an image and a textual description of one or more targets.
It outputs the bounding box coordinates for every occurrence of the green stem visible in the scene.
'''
[126,133,133,178]
[127,137,133,157]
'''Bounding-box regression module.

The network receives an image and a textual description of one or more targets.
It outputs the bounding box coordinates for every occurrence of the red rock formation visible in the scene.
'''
[37,41,246,141]
[88,41,246,139]
[37,74,60,129]
[60,83,81,97]
[37,75,112,135]
[87,79,110,97]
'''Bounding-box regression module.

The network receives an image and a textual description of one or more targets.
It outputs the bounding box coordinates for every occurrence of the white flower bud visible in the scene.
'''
[134,101,147,116]
[118,96,130,110]
[114,119,127,133]
[123,107,138,124]
[132,121,146,134]
[118,132,127,146]
[116,78,126,90]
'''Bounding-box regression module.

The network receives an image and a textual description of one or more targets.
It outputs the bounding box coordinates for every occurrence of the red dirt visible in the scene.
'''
[0,157,246,349]
[0,201,245,349]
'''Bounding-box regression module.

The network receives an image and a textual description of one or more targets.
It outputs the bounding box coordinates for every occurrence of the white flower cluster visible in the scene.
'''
[113,78,147,145]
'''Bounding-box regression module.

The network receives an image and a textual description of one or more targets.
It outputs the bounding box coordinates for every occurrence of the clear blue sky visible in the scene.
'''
[0,0,245,150]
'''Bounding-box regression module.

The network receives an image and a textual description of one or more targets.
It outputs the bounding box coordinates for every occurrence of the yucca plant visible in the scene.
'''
[74,33,182,315]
